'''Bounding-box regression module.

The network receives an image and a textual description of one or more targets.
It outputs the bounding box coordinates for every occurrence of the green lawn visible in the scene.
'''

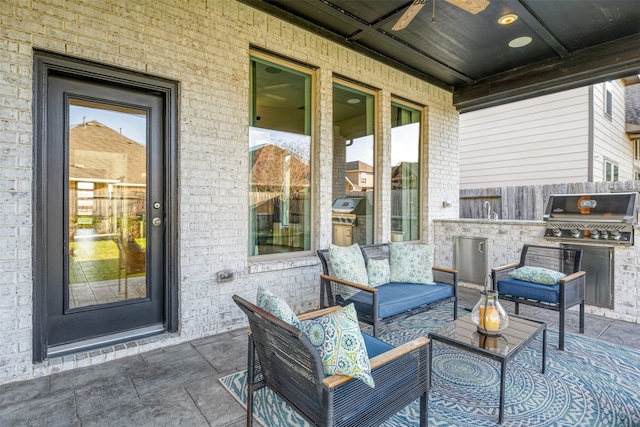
[69,239,146,283]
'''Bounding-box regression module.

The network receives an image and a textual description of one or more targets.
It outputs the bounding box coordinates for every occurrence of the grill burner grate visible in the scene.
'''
[545,222,629,231]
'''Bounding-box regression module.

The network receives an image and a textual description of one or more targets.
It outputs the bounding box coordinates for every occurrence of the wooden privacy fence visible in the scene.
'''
[460,181,640,220]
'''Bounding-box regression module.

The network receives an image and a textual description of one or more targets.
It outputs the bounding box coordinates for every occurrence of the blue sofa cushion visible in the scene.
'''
[346,282,453,319]
[362,332,394,358]
[498,278,560,304]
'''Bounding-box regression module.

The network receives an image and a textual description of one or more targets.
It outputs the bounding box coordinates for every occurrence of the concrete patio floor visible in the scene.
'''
[1,287,639,426]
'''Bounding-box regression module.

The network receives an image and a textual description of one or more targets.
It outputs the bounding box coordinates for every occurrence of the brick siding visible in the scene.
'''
[0,0,459,385]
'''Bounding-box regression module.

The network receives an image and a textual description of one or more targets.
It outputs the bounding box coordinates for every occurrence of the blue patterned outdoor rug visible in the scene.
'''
[220,304,640,426]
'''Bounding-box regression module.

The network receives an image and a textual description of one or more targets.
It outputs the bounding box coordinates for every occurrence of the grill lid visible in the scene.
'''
[331,198,369,215]
[543,192,638,245]
[544,192,638,222]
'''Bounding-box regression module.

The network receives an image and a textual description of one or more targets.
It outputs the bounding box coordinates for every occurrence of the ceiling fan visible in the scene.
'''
[392,0,490,31]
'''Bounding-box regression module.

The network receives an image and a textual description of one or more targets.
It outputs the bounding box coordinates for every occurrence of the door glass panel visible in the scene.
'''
[68,100,147,309]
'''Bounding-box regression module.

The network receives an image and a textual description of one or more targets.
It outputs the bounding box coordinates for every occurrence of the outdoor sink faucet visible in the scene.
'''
[483,200,491,220]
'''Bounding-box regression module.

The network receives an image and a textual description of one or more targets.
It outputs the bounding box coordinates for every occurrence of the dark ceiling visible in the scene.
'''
[238,0,640,112]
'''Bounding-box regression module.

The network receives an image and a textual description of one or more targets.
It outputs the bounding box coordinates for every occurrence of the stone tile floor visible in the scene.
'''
[1,287,638,426]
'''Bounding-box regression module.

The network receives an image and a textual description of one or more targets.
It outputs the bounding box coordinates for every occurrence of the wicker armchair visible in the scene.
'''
[233,294,430,427]
[491,244,586,350]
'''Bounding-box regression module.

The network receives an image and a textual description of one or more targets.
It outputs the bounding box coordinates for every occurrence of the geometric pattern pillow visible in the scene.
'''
[256,285,301,328]
[367,258,390,287]
[328,243,369,287]
[300,303,374,388]
[509,266,566,285]
[388,242,435,285]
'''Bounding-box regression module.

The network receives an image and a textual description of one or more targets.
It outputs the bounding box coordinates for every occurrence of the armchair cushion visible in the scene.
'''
[497,278,560,304]
[300,303,375,388]
[256,285,300,328]
[389,242,435,285]
[509,266,566,285]
[361,332,394,358]
[367,258,390,287]
[329,243,369,286]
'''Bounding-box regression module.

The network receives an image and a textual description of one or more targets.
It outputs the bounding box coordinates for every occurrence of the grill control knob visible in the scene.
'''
[601,230,609,239]
[590,230,600,239]
[552,228,562,237]
[610,230,620,240]
[570,229,580,238]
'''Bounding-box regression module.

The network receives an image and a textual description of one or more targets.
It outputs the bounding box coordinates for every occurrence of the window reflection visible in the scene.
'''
[391,102,421,241]
[332,83,375,246]
[249,56,312,256]
[68,101,148,308]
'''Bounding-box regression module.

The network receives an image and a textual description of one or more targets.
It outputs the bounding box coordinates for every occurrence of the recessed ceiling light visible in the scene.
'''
[498,14,518,25]
[347,98,361,104]
[509,36,532,48]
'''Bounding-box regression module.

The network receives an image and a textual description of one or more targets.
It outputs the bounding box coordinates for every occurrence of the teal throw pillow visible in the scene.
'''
[301,303,375,388]
[388,242,435,285]
[256,285,301,328]
[328,244,369,287]
[367,259,390,287]
[509,266,566,285]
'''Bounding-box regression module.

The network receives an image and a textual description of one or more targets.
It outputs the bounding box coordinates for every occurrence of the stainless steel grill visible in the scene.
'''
[332,198,370,246]
[543,192,638,245]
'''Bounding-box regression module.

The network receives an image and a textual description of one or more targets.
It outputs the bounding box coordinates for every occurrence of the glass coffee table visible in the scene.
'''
[428,313,546,424]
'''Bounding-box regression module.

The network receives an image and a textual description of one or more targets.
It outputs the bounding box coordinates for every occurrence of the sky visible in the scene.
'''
[346,122,420,166]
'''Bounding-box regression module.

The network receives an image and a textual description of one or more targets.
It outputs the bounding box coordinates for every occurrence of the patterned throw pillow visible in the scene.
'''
[328,244,369,287]
[256,285,301,328]
[301,303,375,388]
[388,242,435,285]
[367,259,390,287]
[509,266,566,285]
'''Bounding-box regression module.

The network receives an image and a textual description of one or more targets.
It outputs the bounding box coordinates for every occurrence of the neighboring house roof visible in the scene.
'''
[626,84,640,139]
[345,160,373,172]
[69,120,146,185]
[626,84,640,125]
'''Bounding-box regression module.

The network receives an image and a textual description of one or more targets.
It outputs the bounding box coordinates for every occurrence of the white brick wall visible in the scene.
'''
[0,0,459,385]
[434,219,640,323]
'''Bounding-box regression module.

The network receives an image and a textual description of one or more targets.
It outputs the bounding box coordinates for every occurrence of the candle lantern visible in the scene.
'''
[471,274,509,336]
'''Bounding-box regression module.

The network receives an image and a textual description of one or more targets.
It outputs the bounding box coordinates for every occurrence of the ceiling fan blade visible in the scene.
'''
[392,0,428,31]
[262,83,291,91]
[263,93,287,102]
[444,0,489,14]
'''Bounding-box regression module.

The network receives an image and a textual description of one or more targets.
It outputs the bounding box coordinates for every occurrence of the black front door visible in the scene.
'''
[34,52,178,359]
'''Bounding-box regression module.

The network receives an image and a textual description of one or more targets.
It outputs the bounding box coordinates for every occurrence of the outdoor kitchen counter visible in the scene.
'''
[433,219,640,324]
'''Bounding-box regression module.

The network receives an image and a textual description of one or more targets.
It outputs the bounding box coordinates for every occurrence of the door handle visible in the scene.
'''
[152,217,162,227]
[479,241,484,253]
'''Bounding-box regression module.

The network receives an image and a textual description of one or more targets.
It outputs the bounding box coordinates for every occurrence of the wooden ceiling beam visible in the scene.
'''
[237,0,454,90]
[508,0,569,57]
[454,34,640,112]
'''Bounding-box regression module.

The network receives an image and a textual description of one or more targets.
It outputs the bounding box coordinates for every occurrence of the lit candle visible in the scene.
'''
[480,306,500,331]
